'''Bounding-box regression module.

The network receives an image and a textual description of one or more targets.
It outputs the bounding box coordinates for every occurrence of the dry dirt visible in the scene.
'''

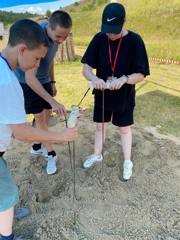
[5,112,180,240]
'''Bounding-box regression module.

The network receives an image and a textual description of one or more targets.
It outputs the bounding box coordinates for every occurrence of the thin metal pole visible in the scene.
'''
[64,115,73,171]
[72,141,76,201]
[64,116,78,224]
[77,87,90,107]
[72,141,76,224]
[101,89,105,179]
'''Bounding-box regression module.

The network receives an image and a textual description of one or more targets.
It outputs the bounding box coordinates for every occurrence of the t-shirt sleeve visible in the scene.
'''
[132,34,150,76]
[81,33,100,69]
[0,81,26,124]
[14,68,26,83]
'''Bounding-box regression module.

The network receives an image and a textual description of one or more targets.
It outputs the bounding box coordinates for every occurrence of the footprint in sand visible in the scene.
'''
[35,192,51,203]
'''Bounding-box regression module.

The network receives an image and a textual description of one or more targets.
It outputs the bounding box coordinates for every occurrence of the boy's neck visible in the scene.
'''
[122,29,128,37]
[1,46,18,70]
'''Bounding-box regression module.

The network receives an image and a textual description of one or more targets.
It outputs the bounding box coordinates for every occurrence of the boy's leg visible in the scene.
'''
[83,123,107,169]
[30,111,48,157]
[37,82,57,157]
[113,110,134,180]
[93,106,111,155]
[0,208,14,236]
[119,126,133,180]
[33,110,57,175]
[119,126,132,161]
[83,105,111,169]
[94,122,108,155]
[44,109,52,125]
[34,110,53,152]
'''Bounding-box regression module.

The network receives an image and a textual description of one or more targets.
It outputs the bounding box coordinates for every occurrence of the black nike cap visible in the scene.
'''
[101,3,126,34]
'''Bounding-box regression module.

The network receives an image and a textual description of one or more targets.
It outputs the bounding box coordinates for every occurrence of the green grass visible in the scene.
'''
[66,0,180,60]
[135,63,180,136]
[54,60,180,137]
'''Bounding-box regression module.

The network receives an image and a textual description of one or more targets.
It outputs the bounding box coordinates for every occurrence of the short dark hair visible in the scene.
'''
[8,19,49,49]
[49,10,72,30]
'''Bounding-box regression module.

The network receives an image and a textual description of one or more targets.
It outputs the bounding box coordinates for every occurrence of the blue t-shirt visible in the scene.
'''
[15,21,58,85]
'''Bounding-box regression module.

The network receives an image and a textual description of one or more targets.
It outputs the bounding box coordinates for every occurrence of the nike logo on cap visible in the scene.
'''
[107,17,117,22]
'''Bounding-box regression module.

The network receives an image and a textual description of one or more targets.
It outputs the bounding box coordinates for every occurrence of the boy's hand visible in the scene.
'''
[50,100,66,116]
[109,76,127,90]
[61,127,78,142]
[92,77,106,90]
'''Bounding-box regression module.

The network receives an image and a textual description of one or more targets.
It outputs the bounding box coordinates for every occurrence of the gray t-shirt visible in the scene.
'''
[15,21,58,85]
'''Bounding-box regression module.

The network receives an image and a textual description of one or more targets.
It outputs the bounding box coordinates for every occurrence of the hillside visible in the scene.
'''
[0,10,38,25]
[66,0,180,60]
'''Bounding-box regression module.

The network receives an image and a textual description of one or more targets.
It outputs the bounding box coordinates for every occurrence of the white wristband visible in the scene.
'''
[124,75,129,84]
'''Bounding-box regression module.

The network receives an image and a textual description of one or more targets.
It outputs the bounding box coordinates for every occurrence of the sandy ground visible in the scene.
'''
[5,112,180,240]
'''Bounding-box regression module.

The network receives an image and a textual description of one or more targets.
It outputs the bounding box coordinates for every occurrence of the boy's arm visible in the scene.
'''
[109,73,145,90]
[25,68,65,115]
[9,123,78,142]
[125,73,144,85]
[49,61,57,97]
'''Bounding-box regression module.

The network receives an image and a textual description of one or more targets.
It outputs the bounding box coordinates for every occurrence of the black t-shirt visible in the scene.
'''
[81,31,150,112]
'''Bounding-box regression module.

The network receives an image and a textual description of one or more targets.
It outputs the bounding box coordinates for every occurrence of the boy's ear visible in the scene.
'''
[47,22,51,29]
[17,44,28,55]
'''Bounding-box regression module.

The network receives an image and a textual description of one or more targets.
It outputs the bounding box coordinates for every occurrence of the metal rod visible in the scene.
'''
[101,89,105,179]
[64,115,73,171]
[31,118,36,127]
[77,87,90,107]
[72,142,76,201]
[72,141,76,224]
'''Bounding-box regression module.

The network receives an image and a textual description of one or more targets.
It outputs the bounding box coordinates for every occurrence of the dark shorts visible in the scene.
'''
[93,106,134,127]
[20,82,52,114]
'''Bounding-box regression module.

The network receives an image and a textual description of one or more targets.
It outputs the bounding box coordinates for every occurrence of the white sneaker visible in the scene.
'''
[46,155,58,175]
[123,160,133,180]
[83,154,103,169]
[30,147,48,157]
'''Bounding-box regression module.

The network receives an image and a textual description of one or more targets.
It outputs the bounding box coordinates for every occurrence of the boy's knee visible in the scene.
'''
[0,178,19,212]
[119,126,131,135]
[96,123,104,132]
[34,113,46,125]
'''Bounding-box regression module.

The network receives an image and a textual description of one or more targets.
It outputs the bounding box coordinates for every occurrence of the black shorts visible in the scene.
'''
[93,106,134,127]
[20,82,52,114]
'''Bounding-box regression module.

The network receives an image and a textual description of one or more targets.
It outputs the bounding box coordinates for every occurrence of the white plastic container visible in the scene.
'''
[67,105,79,128]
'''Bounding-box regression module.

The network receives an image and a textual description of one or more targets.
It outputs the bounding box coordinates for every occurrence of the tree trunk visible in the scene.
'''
[55,32,75,63]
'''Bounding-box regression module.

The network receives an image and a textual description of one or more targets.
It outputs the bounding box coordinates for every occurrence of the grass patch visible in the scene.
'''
[67,0,180,60]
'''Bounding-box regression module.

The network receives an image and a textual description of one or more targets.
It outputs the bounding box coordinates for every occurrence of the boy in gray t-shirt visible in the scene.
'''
[15,10,72,175]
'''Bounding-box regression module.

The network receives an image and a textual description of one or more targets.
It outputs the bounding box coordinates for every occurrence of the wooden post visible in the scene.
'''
[0,22,4,40]
[55,32,75,63]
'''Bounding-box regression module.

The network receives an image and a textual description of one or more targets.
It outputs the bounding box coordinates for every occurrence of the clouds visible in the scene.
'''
[0,0,78,13]
[21,6,43,14]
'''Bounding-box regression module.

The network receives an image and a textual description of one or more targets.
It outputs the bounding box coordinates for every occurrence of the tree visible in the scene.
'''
[45,10,51,18]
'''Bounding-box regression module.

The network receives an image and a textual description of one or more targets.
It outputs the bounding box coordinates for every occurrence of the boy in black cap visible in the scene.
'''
[15,10,73,175]
[81,2,150,180]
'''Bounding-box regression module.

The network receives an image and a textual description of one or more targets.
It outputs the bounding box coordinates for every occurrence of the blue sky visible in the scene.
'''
[0,0,79,14]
